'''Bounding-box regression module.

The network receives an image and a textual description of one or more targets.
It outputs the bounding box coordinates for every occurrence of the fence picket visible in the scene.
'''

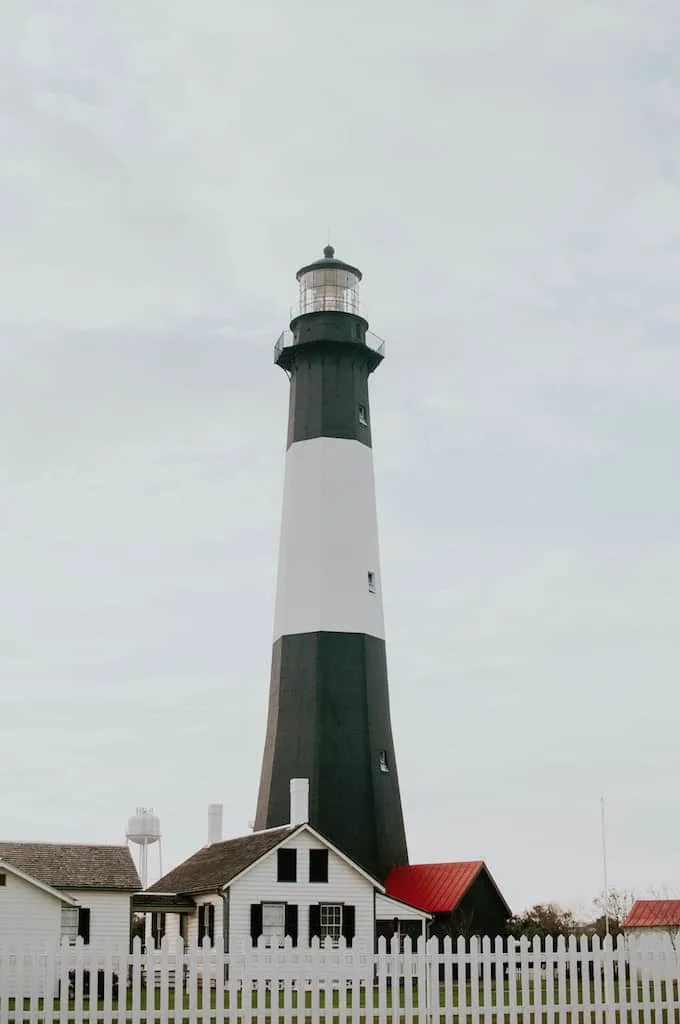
[506,935,519,1024]
[129,937,142,1024]
[518,935,530,1022]
[438,935,450,1024]
[226,940,239,1024]
[528,934,540,1024]
[73,938,85,1024]
[600,935,614,1024]
[590,934,602,1024]
[652,935,666,1024]
[542,934,554,1024]
[43,945,57,1024]
[57,941,70,1024]
[376,937,387,1024]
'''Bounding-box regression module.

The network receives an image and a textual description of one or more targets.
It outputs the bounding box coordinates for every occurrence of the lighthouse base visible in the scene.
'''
[254,630,408,882]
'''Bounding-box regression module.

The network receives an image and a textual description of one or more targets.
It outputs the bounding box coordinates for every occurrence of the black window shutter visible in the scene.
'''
[207,903,215,944]
[198,904,205,942]
[309,903,321,941]
[78,908,91,945]
[341,905,355,947]
[284,904,298,947]
[250,903,263,945]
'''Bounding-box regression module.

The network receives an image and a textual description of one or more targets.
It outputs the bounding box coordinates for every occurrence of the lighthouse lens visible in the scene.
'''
[299,267,359,315]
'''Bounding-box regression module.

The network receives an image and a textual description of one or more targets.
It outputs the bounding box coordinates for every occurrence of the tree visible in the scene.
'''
[507,904,577,938]
[589,887,637,938]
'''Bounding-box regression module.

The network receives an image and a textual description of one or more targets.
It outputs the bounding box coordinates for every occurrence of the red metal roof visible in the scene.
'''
[623,900,680,929]
[385,861,485,913]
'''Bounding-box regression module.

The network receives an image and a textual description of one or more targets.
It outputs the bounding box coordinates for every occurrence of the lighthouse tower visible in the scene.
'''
[254,246,408,881]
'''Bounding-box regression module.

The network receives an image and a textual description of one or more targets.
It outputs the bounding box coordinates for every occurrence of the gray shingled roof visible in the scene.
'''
[0,842,141,891]
[147,826,294,895]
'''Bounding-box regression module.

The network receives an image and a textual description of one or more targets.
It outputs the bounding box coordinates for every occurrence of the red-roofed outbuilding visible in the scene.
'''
[623,900,680,930]
[385,861,511,940]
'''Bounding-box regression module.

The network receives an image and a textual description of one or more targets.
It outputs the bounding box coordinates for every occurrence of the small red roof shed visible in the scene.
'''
[386,861,486,913]
[385,861,511,938]
[623,900,680,929]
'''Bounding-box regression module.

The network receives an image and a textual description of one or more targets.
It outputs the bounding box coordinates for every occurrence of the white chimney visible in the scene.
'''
[289,778,309,826]
[208,803,223,845]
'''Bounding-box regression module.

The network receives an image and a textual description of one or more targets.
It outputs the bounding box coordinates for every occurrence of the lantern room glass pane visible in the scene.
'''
[298,266,360,314]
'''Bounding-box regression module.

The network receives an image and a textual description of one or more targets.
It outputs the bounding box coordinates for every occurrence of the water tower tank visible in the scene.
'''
[127,808,161,846]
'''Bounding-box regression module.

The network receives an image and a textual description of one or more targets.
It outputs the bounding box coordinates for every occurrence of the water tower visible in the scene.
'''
[126,807,162,889]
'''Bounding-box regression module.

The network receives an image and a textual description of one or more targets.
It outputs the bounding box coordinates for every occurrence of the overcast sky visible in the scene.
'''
[2,0,679,917]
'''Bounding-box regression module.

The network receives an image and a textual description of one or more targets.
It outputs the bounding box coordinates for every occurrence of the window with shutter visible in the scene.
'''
[60,907,78,944]
[319,903,342,946]
[262,902,285,947]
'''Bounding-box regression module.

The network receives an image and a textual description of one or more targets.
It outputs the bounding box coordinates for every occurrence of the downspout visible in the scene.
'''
[220,889,230,952]
[220,889,230,987]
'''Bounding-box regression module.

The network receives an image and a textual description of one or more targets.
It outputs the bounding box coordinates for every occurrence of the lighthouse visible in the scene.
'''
[254,246,408,881]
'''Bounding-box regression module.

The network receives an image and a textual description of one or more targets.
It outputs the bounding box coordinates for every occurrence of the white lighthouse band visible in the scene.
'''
[273,436,385,641]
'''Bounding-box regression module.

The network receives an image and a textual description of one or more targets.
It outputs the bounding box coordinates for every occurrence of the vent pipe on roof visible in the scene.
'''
[289,778,309,826]
[208,803,223,845]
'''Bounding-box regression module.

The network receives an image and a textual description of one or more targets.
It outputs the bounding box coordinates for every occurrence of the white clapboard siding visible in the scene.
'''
[0,869,63,945]
[228,830,375,951]
[4,932,680,1022]
[63,889,133,948]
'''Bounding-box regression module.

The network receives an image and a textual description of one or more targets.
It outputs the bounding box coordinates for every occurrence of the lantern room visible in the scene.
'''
[295,245,362,316]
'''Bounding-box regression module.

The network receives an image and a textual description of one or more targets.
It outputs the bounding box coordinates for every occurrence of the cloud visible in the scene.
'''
[1,0,679,910]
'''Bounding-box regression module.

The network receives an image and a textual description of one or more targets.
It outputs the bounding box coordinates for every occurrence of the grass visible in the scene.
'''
[3,976,677,1020]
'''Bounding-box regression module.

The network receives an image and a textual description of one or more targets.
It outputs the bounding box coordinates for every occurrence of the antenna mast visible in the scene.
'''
[601,796,610,937]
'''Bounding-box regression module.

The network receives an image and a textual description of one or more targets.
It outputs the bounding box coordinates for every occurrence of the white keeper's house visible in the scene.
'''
[0,841,141,947]
[135,780,430,952]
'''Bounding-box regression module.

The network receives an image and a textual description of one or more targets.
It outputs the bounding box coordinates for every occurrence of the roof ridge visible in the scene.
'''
[0,840,130,849]
[209,824,294,842]
[147,825,297,894]
[404,860,485,868]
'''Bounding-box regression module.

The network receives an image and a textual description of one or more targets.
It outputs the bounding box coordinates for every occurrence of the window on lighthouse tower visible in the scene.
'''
[358,404,368,426]
[367,571,376,593]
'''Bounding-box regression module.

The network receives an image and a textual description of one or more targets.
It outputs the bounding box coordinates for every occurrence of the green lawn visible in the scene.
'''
[3,977,678,1022]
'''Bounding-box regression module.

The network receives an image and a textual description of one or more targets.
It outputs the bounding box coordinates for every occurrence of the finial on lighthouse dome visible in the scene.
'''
[323,244,335,258]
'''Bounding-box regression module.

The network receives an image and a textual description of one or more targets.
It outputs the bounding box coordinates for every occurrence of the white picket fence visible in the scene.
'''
[1,933,680,1023]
